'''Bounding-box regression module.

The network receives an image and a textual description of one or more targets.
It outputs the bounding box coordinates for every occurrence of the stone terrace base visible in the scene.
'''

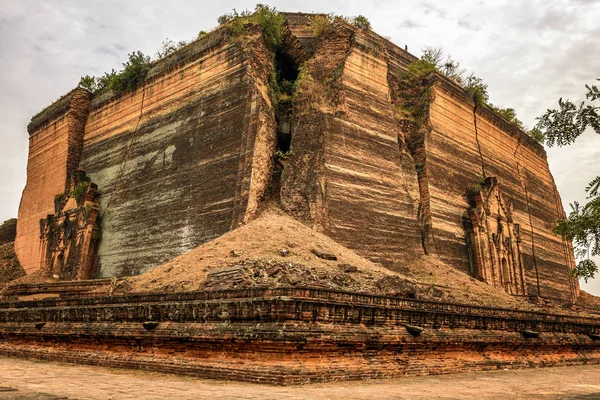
[1,287,599,385]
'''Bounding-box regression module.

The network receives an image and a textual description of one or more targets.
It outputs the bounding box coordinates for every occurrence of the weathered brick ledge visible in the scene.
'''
[1,287,599,384]
[3,278,114,298]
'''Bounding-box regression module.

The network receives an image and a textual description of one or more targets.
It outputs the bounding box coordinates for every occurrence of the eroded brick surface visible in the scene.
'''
[0,287,599,384]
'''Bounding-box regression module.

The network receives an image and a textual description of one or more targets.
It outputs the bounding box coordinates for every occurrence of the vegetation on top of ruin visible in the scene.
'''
[405,46,543,143]
[538,78,600,281]
[70,181,90,205]
[307,13,372,37]
[78,4,290,96]
[78,51,152,95]
[217,4,285,49]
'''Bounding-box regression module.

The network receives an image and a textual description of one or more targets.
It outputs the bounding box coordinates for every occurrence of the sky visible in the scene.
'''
[0,0,598,294]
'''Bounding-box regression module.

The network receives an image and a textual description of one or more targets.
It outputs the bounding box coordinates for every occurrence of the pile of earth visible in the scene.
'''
[106,207,557,312]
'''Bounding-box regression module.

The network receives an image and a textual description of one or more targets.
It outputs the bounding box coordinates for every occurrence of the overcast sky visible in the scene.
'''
[1,0,599,294]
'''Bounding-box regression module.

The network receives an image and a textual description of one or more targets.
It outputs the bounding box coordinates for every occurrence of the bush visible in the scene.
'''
[463,74,489,107]
[489,105,525,130]
[218,4,284,49]
[401,59,436,81]
[155,38,188,59]
[78,51,151,95]
[70,181,90,204]
[309,14,333,36]
[527,127,545,143]
[109,51,152,94]
[275,148,294,160]
[78,75,97,92]
[351,15,371,30]
[253,4,285,48]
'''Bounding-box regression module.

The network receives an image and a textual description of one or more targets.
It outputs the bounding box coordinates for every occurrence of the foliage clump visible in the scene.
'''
[217,4,285,49]
[489,104,544,143]
[537,79,600,281]
[350,15,371,30]
[463,74,489,108]
[78,51,152,95]
[275,148,294,160]
[401,59,437,81]
[70,181,90,204]
[308,13,371,37]
[536,79,600,147]
[554,185,600,283]
[309,14,333,36]
[489,105,525,130]
[421,47,465,82]
[155,38,188,59]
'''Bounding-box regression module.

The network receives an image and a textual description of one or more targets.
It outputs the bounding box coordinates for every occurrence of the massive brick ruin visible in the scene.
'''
[3,12,599,383]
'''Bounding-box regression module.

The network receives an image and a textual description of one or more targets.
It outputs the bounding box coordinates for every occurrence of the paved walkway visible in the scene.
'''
[0,357,599,399]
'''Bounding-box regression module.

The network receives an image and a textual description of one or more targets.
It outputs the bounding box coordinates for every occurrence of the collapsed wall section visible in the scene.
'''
[281,20,577,302]
[15,89,91,274]
[281,23,425,271]
[80,27,276,277]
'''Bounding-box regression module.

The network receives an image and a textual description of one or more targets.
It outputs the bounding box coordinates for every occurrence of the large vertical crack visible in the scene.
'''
[387,67,437,256]
[513,138,541,296]
[104,86,147,212]
[472,105,486,179]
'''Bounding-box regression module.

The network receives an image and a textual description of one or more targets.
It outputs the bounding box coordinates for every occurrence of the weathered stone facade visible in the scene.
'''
[15,13,577,305]
[466,177,527,295]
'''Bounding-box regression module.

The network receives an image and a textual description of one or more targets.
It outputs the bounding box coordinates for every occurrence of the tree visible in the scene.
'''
[78,75,97,92]
[350,15,371,30]
[536,79,600,281]
[421,46,466,82]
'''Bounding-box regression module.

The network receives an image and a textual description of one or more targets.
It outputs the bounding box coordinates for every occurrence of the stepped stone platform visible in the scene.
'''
[1,286,599,384]
[3,279,113,299]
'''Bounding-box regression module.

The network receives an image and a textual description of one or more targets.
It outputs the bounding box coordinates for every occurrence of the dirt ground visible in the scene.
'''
[0,357,599,399]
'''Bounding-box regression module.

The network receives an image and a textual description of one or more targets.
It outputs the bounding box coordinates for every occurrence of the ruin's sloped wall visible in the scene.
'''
[18,28,276,277]
[80,29,275,277]
[322,29,424,267]
[280,20,578,302]
[427,82,578,300]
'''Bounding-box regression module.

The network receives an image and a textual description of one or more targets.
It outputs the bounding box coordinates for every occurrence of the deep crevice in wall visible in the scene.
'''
[472,106,487,180]
[389,71,436,256]
[104,86,147,212]
[267,48,300,205]
[513,139,541,297]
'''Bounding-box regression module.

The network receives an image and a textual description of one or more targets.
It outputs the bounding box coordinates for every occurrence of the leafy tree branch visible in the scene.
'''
[537,79,600,281]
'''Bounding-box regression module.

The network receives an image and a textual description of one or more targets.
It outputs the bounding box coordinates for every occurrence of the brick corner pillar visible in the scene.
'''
[15,87,92,274]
